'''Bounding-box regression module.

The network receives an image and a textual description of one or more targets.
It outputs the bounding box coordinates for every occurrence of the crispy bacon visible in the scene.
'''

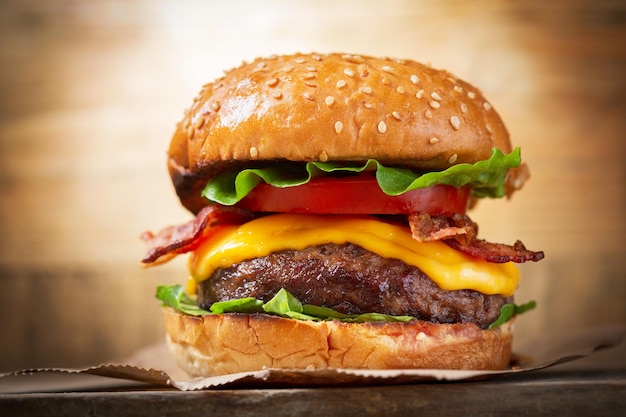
[409,213,478,245]
[141,205,254,266]
[445,238,544,263]
[409,212,544,263]
[142,205,543,267]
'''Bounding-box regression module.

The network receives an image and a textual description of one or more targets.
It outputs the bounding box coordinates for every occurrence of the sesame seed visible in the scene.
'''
[295,57,305,64]
[391,111,401,120]
[303,92,314,101]
[336,79,347,88]
[450,116,461,130]
[431,92,442,101]
[448,154,458,164]
[447,76,457,84]
[381,65,394,73]
[360,86,372,94]
[265,77,279,87]
[424,109,432,119]
[186,125,194,139]
[429,100,441,109]
[454,85,463,93]
[305,66,317,72]
[381,76,390,85]
[284,65,294,73]
[415,89,424,99]
[460,103,468,113]
[486,124,493,133]
[211,101,221,111]
[312,54,323,61]
[193,116,205,129]
[395,58,406,64]
[344,68,355,77]
[362,102,373,109]
[334,121,343,134]
[429,137,440,144]
[483,102,492,111]
[342,54,363,63]
[319,150,329,162]
[249,146,259,159]
[272,90,282,99]
[303,72,316,80]
[304,81,317,88]
[325,96,335,106]
[396,86,406,94]
[377,121,387,133]
[467,91,476,99]
[410,74,420,84]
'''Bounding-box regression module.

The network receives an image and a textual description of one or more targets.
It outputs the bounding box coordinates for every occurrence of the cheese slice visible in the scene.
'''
[187,213,519,296]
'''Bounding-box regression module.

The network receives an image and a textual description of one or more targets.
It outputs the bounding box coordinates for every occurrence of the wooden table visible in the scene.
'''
[2,369,625,416]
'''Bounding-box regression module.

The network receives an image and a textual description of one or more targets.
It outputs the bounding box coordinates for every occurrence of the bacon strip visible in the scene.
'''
[143,206,543,266]
[409,213,478,245]
[409,213,544,263]
[445,238,545,263]
[141,205,254,266]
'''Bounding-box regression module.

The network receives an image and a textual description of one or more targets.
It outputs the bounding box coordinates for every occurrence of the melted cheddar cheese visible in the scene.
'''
[187,213,519,297]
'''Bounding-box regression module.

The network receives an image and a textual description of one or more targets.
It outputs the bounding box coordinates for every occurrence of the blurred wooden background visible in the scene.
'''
[0,0,624,372]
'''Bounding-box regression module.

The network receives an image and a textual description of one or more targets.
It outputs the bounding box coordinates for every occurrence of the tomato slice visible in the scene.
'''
[238,174,470,215]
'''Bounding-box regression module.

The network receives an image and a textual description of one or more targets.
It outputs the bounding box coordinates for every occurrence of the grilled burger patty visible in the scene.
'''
[197,243,509,329]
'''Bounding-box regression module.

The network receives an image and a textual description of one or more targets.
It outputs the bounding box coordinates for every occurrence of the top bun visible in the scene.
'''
[168,53,517,214]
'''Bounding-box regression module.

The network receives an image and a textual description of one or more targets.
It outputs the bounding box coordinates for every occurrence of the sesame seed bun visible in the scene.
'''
[167,52,521,214]
[162,307,514,377]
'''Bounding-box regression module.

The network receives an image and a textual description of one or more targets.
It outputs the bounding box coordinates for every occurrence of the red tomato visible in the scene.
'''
[238,175,470,215]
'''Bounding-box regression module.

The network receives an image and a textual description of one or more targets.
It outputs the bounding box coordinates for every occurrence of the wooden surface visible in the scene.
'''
[1,370,626,416]
[0,0,625,373]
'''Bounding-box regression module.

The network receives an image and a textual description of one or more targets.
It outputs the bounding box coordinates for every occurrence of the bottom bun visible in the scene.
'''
[162,307,513,377]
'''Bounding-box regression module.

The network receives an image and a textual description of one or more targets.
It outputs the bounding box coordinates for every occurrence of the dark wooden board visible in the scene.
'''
[2,371,625,417]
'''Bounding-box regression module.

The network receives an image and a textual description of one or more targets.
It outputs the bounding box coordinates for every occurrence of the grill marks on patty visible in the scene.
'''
[197,243,508,329]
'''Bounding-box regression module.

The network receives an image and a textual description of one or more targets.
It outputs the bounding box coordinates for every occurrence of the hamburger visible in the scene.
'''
[141,52,544,377]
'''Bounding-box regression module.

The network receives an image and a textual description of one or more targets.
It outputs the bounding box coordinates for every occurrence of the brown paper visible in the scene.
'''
[1,324,623,391]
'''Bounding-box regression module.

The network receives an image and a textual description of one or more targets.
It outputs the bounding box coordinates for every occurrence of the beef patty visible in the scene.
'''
[197,243,508,328]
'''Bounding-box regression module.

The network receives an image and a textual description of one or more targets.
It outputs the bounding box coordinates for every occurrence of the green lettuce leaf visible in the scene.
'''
[202,147,521,205]
[156,285,533,326]
[156,285,211,316]
[156,285,413,323]
[488,300,537,329]
[261,288,317,320]
[209,297,264,314]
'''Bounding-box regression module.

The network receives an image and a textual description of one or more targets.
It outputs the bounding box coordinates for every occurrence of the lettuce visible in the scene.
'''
[156,285,413,323]
[202,147,521,205]
[155,285,212,316]
[156,285,533,327]
[488,300,536,329]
